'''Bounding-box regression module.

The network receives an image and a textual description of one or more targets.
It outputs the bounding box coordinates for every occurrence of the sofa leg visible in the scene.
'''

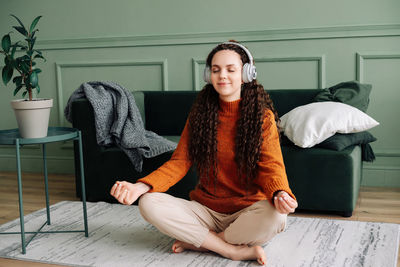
[341,211,352,217]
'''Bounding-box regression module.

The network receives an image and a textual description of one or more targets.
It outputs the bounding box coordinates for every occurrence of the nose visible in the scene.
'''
[219,69,228,79]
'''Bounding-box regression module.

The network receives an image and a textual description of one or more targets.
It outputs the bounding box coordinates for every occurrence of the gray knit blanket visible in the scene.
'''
[64,81,177,172]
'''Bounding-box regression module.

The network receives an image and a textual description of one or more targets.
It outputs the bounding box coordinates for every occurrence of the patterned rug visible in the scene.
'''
[0,201,398,267]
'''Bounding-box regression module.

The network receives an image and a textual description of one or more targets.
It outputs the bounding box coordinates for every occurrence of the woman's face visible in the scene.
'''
[210,50,243,102]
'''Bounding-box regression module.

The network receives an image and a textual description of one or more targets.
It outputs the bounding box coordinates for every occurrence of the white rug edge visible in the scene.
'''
[394,226,400,267]
[1,200,399,267]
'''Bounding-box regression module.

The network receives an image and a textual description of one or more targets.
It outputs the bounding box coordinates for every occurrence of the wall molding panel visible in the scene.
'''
[356,52,400,82]
[37,24,400,51]
[355,53,400,182]
[256,56,326,89]
[55,59,169,125]
[192,58,206,91]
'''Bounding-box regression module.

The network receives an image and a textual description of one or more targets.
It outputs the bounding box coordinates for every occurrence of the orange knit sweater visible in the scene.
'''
[138,98,296,214]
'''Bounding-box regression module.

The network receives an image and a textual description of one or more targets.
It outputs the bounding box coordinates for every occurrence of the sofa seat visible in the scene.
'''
[282,144,362,216]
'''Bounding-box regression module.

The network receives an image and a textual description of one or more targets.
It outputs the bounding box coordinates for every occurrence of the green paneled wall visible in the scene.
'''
[0,0,399,187]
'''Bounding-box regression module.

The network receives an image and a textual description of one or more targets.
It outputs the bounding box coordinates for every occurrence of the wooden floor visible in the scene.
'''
[0,171,399,267]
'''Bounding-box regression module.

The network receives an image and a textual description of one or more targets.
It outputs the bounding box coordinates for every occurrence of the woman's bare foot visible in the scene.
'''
[229,245,266,265]
[172,240,266,265]
[171,240,208,253]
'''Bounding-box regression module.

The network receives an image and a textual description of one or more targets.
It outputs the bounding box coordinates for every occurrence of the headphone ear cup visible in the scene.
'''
[242,63,257,83]
[203,66,211,83]
[242,63,251,83]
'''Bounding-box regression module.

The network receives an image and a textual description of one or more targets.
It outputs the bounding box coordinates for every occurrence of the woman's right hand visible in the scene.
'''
[110,181,151,205]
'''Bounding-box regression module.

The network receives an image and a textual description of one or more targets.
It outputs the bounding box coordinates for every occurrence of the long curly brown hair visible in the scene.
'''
[188,41,280,186]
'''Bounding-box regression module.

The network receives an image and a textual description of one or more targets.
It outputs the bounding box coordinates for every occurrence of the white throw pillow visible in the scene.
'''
[280,102,379,148]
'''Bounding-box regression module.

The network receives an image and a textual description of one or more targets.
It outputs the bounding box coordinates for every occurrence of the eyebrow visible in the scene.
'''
[211,64,239,68]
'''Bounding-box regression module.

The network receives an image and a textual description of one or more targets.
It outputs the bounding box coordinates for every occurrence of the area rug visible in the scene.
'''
[0,201,398,267]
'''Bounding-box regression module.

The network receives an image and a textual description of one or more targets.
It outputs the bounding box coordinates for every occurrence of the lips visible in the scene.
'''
[218,83,230,86]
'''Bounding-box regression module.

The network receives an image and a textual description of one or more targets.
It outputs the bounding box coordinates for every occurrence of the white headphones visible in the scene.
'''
[203,41,257,84]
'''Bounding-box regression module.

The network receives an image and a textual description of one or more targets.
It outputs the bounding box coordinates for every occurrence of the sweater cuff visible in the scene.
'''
[137,177,170,193]
[265,180,296,206]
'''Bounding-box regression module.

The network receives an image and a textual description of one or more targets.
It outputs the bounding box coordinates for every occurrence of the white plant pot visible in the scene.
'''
[11,98,53,138]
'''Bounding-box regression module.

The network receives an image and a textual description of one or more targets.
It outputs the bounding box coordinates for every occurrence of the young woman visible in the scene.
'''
[110,41,298,265]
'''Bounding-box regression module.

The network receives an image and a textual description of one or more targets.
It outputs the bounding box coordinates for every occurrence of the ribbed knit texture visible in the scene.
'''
[138,98,295,213]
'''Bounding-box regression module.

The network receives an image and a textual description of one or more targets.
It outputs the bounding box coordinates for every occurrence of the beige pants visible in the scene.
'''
[138,192,287,248]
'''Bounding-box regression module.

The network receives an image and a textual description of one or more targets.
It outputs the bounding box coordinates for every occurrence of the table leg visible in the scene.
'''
[43,143,51,225]
[78,131,89,237]
[15,139,26,254]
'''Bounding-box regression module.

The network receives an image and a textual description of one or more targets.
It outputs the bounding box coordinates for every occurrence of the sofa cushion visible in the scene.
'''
[313,81,372,112]
[268,89,322,117]
[316,131,377,151]
[280,102,379,148]
[144,91,197,135]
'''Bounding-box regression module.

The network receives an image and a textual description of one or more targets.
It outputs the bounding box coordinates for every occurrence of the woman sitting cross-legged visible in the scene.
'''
[110,40,298,266]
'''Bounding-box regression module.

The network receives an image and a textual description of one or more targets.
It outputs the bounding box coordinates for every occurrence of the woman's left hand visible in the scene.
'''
[274,191,298,214]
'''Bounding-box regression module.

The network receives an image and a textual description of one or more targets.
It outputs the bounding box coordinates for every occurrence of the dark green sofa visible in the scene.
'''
[70,89,362,217]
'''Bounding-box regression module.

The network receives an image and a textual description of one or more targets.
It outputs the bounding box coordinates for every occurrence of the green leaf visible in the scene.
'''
[36,84,40,94]
[30,71,38,87]
[13,76,23,86]
[11,42,18,57]
[4,55,11,66]
[34,53,45,60]
[31,37,36,49]
[29,16,42,34]
[2,66,13,85]
[19,61,29,73]
[1,34,11,53]
[13,26,28,37]
[22,91,27,98]
[13,85,23,96]
[33,68,42,73]
[10,14,27,31]
[21,55,30,62]
[31,29,38,39]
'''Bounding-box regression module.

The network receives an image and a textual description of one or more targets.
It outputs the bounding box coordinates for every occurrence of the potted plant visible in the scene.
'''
[1,14,52,138]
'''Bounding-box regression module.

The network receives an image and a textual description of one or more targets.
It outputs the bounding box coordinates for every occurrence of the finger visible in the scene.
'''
[279,197,294,213]
[278,191,289,198]
[279,192,297,210]
[281,194,297,208]
[110,183,118,195]
[118,189,128,204]
[114,183,124,198]
[277,196,290,212]
[274,197,285,214]
[123,190,132,205]
[285,197,298,209]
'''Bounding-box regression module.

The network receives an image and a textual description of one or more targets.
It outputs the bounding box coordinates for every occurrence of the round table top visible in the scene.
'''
[0,127,80,145]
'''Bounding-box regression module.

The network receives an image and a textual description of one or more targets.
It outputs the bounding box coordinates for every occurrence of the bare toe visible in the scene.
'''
[172,240,185,253]
[254,246,266,265]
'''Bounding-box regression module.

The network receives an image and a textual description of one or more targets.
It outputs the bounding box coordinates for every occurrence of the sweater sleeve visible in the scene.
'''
[254,109,296,205]
[137,120,193,192]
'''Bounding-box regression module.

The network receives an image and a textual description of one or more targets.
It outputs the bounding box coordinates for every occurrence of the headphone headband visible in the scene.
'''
[221,41,254,65]
[203,41,257,84]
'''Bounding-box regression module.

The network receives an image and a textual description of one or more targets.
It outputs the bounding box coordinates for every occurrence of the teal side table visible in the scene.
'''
[0,127,89,254]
